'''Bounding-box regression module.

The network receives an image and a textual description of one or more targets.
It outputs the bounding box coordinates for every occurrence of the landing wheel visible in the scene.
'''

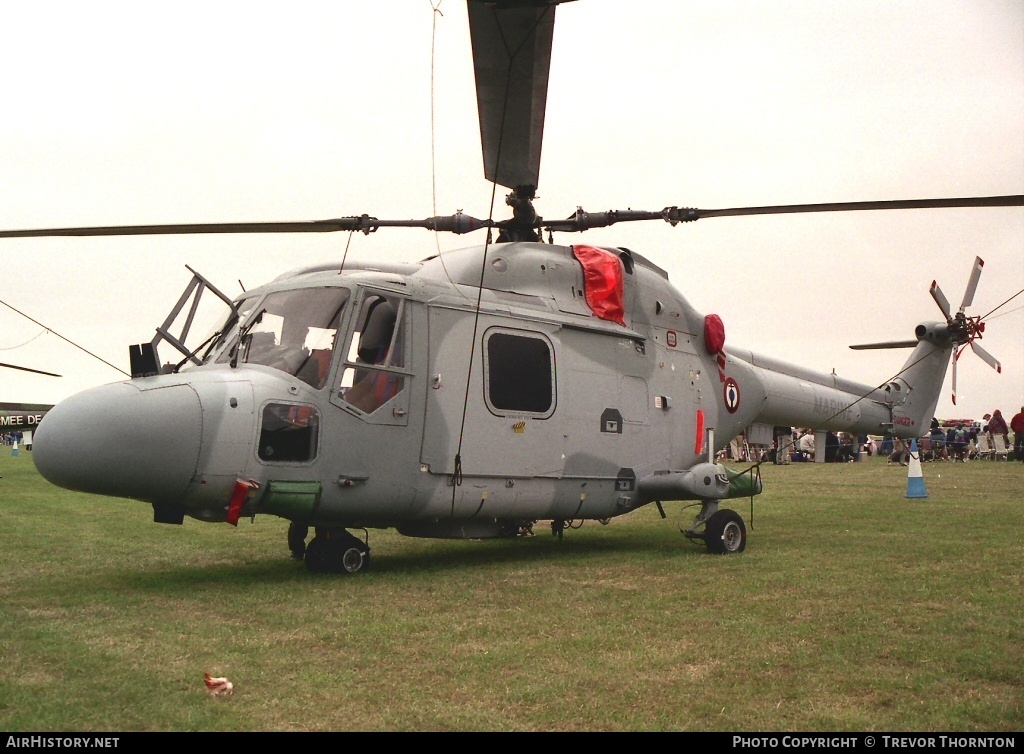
[305,530,371,574]
[304,535,329,572]
[339,545,368,574]
[703,509,746,554]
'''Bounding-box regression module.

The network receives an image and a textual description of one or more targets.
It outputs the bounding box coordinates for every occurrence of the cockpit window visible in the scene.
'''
[217,287,350,389]
[191,297,257,367]
[338,292,407,413]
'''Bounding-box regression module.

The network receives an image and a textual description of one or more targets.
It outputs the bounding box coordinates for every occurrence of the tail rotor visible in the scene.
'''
[930,256,1001,405]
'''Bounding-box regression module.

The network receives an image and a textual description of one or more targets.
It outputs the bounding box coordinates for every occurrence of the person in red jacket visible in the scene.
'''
[1010,407,1024,463]
[987,409,1010,453]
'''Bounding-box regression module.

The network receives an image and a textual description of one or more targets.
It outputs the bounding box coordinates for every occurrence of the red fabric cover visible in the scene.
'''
[572,245,626,326]
[694,409,705,456]
[226,479,253,527]
[704,313,726,354]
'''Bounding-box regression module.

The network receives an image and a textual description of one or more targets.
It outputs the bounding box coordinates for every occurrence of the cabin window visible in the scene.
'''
[218,287,349,389]
[258,403,319,462]
[338,293,407,414]
[484,329,554,416]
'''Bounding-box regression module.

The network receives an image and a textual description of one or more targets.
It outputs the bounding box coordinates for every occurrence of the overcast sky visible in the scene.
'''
[2,0,1022,424]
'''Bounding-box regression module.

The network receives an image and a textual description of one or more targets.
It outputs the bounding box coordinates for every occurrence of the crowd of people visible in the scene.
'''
[780,428,873,464]
[915,408,1023,463]
[765,406,1024,466]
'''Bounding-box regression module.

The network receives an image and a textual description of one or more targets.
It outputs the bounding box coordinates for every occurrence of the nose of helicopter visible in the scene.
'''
[33,381,202,501]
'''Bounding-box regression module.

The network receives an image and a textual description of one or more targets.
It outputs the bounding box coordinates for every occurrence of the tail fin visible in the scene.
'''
[881,323,954,434]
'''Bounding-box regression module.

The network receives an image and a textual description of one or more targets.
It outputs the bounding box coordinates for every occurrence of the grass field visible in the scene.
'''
[0,450,1021,732]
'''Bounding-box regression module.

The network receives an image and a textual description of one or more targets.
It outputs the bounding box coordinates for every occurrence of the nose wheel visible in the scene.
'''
[304,528,371,574]
[682,504,748,554]
[703,509,746,553]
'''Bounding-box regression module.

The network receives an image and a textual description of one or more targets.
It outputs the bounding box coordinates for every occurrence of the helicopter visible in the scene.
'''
[2,1,1022,573]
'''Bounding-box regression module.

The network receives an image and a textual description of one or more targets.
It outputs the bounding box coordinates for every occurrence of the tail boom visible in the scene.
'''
[730,330,954,438]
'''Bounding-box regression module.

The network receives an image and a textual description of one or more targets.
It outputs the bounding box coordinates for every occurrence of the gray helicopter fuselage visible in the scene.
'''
[32,241,949,534]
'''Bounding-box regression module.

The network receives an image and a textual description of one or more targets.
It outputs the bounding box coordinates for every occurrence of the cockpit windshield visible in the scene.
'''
[216,287,350,389]
[188,297,257,368]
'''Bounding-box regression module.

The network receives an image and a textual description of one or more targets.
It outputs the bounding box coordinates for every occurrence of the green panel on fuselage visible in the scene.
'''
[259,480,322,519]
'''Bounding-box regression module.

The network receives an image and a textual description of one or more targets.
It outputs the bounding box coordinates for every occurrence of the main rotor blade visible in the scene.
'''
[0,361,61,377]
[685,195,1024,221]
[849,340,918,350]
[468,0,563,191]
[959,257,984,312]
[0,213,493,239]
[971,341,1002,372]
[0,219,374,238]
[930,281,952,321]
[546,195,1024,233]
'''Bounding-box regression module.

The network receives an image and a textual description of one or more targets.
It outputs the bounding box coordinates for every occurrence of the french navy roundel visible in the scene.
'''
[723,377,741,413]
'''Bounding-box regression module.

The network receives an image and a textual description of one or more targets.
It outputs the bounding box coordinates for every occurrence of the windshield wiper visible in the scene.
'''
[230,308,266,368]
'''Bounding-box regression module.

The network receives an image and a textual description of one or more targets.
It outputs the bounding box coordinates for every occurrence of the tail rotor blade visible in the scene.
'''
[971,341,1002,373]
[950,351,958,405]
[930,281,952,321]
[959,257,984,311]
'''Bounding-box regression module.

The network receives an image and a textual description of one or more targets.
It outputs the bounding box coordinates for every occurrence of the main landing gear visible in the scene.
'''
[683,501,747,554]
[294,525,371,574]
